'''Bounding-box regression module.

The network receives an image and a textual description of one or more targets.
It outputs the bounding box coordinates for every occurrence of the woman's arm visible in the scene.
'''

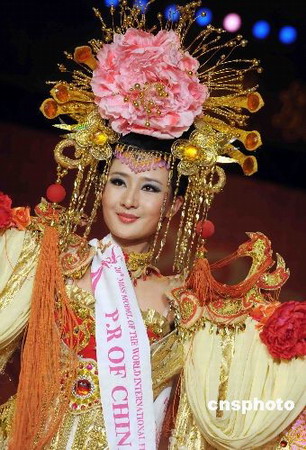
[0,229,40,353]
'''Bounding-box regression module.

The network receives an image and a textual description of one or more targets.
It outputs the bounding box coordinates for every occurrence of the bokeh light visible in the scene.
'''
[134,0,149,13]
[196,8,213,26]
[252,20,270,39]
[223,13,242,33]
[279,26,297,44]
[104,0,119,7]
[164,4,180,22]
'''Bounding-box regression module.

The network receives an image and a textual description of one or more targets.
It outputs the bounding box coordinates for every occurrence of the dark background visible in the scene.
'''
[1,0,306,300]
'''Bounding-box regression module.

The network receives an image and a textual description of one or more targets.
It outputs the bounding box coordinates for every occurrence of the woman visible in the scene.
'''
[0,143,186,448]
[0,1,305,448]
[0,147,184,449]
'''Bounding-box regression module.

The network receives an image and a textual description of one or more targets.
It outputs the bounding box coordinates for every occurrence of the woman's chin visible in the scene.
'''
[110,228,143,243]
[108,228,151,248]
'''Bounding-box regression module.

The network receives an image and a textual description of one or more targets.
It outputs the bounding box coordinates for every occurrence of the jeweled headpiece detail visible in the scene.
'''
[114,144,170,173]
[40,0,264,269]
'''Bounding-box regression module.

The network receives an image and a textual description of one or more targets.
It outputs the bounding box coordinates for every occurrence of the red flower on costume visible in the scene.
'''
[0,192,31,231]
[0,192,13,229]
[0,192,12,209]
[260,301,306,360]
[91,29,209,139]
[11,207,31,230]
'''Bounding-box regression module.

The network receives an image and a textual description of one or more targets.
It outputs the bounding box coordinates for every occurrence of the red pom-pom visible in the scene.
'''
[46,184,66,203]
[195,220,215,239]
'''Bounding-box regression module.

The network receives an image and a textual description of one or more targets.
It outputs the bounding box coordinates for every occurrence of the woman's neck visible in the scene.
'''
[110,235,151,254]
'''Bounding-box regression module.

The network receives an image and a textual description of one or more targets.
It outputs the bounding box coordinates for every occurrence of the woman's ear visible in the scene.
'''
[165,196,184,218]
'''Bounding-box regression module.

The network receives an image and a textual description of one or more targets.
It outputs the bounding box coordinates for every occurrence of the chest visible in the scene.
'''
[75,268,171,317]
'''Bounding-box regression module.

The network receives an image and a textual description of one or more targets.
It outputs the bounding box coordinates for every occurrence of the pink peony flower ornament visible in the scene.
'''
[91,28,209,139]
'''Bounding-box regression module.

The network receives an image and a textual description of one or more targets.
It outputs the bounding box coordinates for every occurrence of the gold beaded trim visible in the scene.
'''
[176,315,247,341]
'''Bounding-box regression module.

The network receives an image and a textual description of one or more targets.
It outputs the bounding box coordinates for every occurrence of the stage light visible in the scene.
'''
[164,4,180,22]
[223,13,241,33]
[196,8,213,26]
[104,0,119,7]
[134,0,148,13]
[279,26,297,44]
[252,20,270,39]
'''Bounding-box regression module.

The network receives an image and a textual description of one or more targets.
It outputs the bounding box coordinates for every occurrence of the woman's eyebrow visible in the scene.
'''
[142,177,163,186]
[109,171,129,177]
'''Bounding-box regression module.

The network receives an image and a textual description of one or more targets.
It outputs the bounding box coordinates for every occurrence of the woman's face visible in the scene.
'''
[102,158,182,249]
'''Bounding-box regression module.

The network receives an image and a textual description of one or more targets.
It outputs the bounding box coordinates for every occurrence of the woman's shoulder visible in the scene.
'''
[0,228,41,291]
[163,270,187,291]
[0,227,30,255]
[0,192,41,273]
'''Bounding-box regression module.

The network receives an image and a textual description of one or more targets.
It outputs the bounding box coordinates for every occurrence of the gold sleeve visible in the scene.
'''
[151,330,184,399]
[0,229,40,354]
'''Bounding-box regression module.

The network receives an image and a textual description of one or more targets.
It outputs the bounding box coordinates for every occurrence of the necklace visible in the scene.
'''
[65,241,160,282]
[124,250,160,281]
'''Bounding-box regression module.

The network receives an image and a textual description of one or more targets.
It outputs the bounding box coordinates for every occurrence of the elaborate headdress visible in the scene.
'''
[40,0,264,271]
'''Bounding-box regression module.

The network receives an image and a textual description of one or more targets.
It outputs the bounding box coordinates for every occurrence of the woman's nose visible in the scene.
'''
[120,186,139,209]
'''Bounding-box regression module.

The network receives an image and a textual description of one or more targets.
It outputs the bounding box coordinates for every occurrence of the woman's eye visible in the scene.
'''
[142,184,161,193]
[110,178,125,186]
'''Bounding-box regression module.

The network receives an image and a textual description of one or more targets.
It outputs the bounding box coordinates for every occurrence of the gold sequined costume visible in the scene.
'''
[1,229,305,449]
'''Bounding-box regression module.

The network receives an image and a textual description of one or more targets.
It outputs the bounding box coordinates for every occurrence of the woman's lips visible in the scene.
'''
[117,213,139,224]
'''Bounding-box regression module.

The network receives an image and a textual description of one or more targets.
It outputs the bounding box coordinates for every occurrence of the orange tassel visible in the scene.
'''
[9,226,79,450]
[186,257,213,306]
[186,247,273,305]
